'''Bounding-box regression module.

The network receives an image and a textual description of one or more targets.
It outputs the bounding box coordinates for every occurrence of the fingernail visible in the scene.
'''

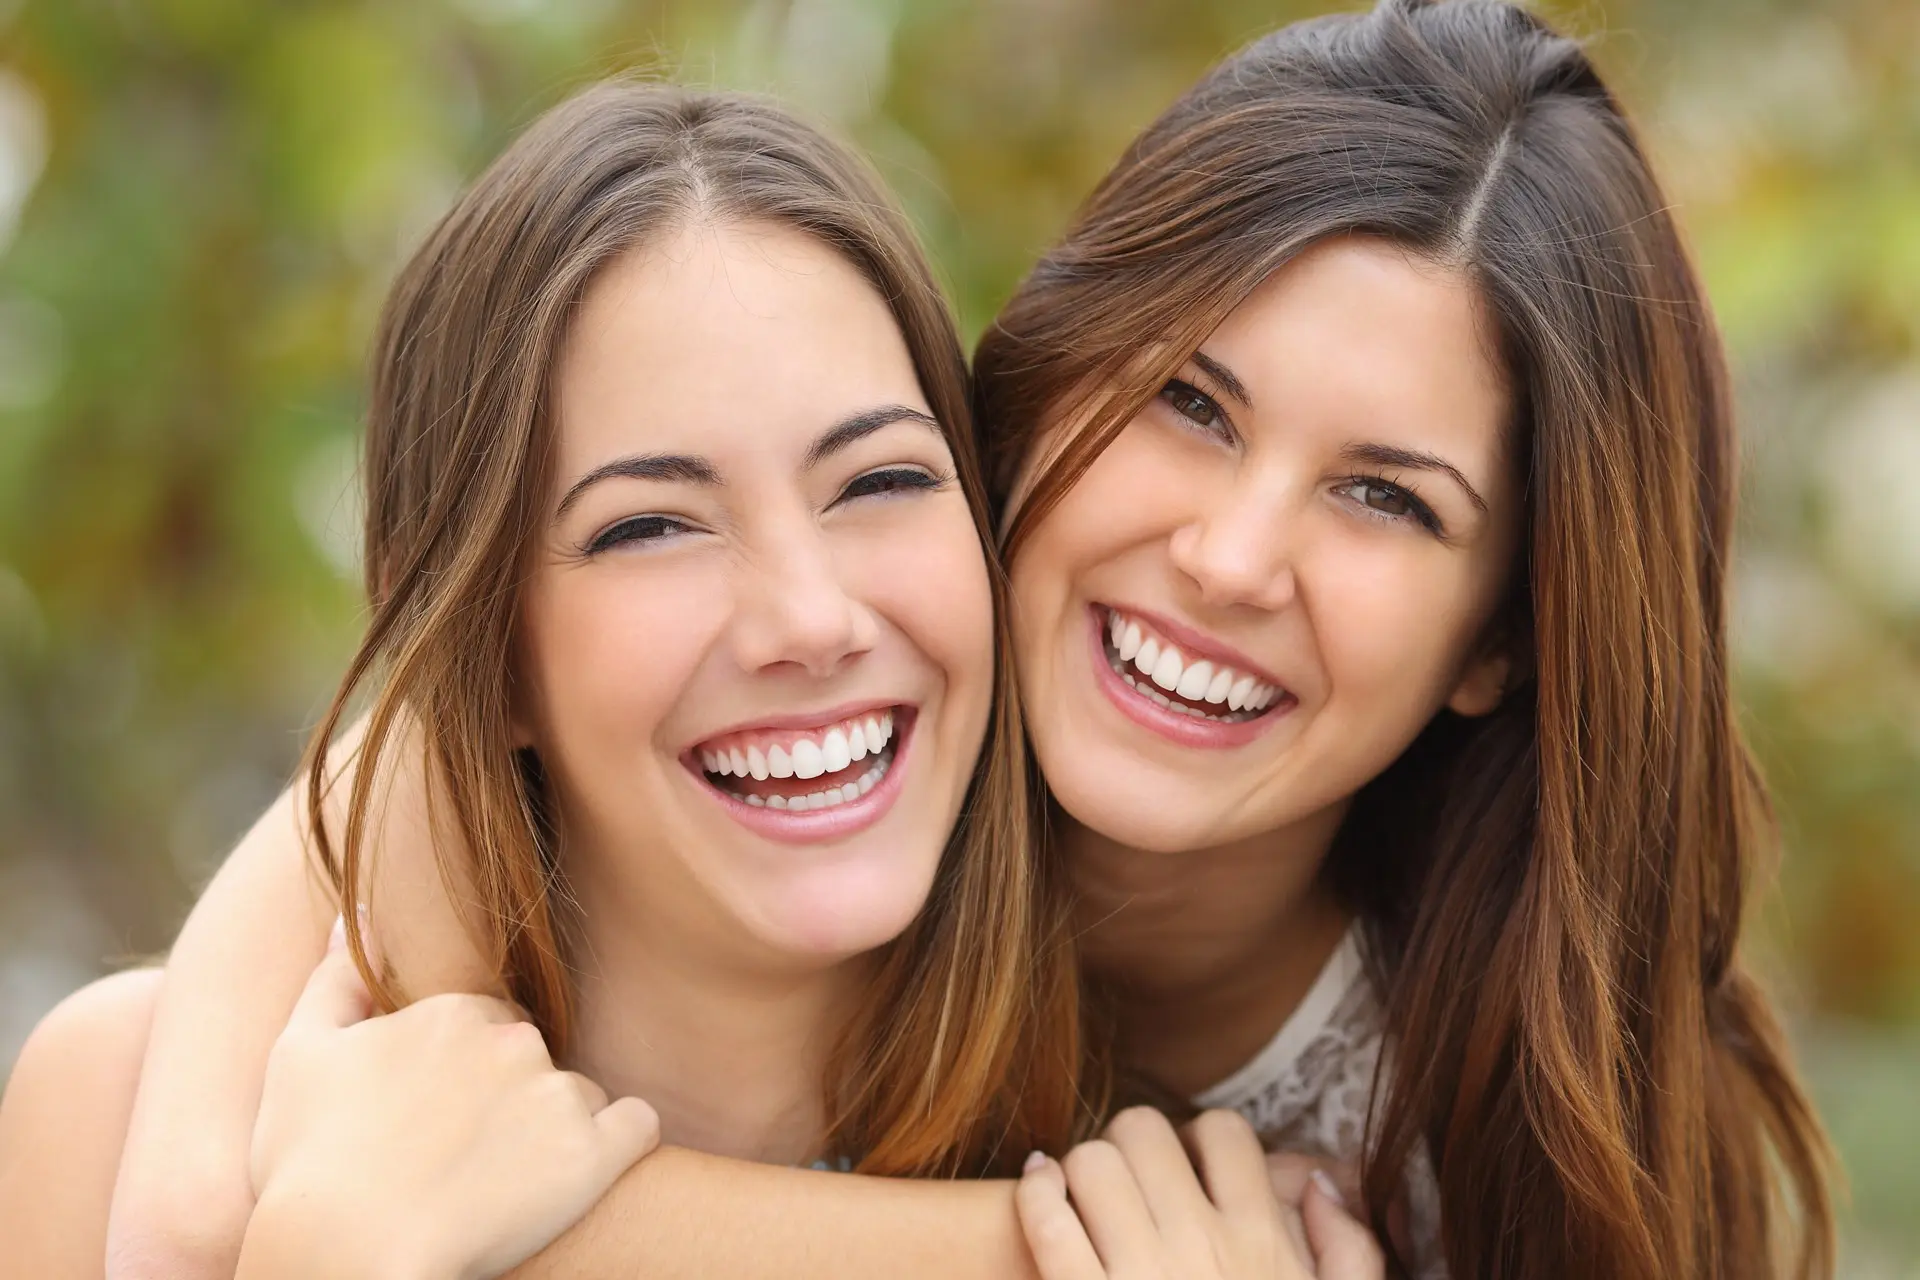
[1023,1150,1047,1174]
[1310,1167,1347,1208]
[327,914,346,953]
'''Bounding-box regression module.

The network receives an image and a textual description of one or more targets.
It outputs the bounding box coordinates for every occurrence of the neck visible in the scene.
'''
[1067,802,1353,1099]
[563,890,867,1168]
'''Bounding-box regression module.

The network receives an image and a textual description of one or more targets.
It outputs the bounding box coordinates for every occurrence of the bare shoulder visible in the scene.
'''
[0,968,163,1279]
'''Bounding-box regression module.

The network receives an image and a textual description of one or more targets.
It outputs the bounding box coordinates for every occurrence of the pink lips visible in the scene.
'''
[1086,606,1291,749]
[689,708,915,845]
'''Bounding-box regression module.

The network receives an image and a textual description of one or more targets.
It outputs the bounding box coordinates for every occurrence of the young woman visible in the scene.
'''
[5,1,1836,1277]
[4,80,1116,1275]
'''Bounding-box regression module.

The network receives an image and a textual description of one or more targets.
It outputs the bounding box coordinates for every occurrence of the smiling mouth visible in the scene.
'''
[691,707,908,812]
[1097,606,1291,724]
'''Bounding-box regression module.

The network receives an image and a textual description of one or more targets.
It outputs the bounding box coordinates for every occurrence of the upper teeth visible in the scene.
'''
[1107,610,1279,712]
[699,709,895,779]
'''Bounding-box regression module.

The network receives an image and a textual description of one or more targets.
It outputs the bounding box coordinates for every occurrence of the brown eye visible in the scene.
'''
[1160,381,1221,429]
[1335,476,1443,535]
[1362,483,1411,516]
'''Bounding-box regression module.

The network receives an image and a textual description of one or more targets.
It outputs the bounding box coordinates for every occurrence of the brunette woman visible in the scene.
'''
[5,2,1834,1278]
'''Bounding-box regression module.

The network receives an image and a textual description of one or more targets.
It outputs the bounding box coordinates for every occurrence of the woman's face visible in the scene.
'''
[517,219,994,968]
[1009,235,1523,854]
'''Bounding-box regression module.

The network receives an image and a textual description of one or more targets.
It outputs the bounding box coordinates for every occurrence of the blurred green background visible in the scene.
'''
[0,0,1914,1270]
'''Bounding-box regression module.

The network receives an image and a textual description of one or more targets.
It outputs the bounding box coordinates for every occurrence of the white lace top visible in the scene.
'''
[1190,928,1446,1280]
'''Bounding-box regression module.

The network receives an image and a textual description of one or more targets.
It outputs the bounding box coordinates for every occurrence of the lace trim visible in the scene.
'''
[1189,926,1448,1280]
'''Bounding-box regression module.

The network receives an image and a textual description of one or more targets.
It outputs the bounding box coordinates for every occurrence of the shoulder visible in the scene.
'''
[0,968,162,1275]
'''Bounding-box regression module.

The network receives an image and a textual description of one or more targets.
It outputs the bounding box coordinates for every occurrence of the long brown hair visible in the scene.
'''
[303,83,1085,1177]
[976,1,1834,1273]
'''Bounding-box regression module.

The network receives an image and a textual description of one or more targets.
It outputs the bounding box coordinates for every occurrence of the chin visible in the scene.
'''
[742,857,941,962]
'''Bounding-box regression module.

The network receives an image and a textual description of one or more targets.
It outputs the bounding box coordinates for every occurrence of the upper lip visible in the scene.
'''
[1099,603,1289,689]
[688,699,909,749]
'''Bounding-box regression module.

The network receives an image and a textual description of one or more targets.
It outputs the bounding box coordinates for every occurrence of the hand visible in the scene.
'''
[242,919,660,1280]
[1016,1107,1385,1280]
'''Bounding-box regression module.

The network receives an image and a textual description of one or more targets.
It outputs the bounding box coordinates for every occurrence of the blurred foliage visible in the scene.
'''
[0,0,1915,1270]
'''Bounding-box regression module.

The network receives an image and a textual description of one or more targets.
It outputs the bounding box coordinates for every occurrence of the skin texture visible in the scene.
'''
[0,970,161,1279]
[1016,1109,1383,1280]
[0,239,1505,1278]
[237,931,658,1280]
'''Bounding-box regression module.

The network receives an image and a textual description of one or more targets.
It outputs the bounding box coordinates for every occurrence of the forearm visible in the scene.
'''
[108,788,336,1280]
[512,1147,1039,1280]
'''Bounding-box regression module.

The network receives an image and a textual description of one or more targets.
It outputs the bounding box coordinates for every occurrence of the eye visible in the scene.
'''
[1159,379,1229,436]
[587,514,694,554]
[1335,476,1444,536]
[833,466,950,505]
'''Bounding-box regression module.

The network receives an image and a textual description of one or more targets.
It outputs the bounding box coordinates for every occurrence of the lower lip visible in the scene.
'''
[689,711,915,844]
[1086,607,1287,749]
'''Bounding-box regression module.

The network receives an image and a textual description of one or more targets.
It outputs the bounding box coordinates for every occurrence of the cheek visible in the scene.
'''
[855,500,996,712]
[1305,541,1491,711]
[520,565,725,757]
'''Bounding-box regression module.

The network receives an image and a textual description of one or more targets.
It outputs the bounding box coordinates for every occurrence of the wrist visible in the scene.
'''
[241,1180,460,1280]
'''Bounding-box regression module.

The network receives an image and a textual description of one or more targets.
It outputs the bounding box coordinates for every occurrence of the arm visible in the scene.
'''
[110,714,1049,1280]
[514,1152,1040,1280]
[0,969,162,1279]
[108,718,497,1280]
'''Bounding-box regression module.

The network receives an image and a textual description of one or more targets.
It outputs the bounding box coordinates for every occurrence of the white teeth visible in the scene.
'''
[822,728,851,774]
[1227,675,1255,711]
[1134,636,1160,678]
[1150,646,1183,691]
[1204,667,1234,704]
[705,709,899,809]
[790,738,826,780]
[1119,621,1143,662]
[1109,610,1125,649]
[1176,660,1213,700]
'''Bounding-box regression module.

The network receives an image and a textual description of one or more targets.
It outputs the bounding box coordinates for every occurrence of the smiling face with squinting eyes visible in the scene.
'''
[513,219,994,971]
[1009,235,1525,855]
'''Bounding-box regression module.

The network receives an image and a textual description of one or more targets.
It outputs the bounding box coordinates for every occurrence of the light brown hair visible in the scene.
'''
[304,83,1085,1177]
[976,0,1834,1273]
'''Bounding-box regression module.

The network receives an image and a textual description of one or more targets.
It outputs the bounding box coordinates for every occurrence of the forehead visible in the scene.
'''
[552,219,930,473]
[1206,235,1510,465]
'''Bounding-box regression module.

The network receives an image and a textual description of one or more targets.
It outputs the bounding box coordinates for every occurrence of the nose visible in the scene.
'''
[1166,478,1299,612]
[730,520,879,679]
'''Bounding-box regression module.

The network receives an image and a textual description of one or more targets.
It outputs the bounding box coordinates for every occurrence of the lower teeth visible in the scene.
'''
[1116,666,1258,722]
[724,749,891,811]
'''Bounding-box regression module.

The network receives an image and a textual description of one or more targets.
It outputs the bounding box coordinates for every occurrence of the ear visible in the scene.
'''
[1446,632,1516,718]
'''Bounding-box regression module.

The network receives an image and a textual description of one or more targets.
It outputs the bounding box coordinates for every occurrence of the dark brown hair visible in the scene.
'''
[304,83,1085,1177]
[976,1,1833,1273]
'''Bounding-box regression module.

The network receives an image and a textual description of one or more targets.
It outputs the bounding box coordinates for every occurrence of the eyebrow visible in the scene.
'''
[1190,350,1254,409]
[1340,441,1490,514]
[802,404,941,470]
[553,403,942,520]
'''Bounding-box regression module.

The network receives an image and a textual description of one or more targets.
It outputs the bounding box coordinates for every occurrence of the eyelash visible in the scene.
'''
[1335,473,1446,536]
[1160,378,1447,538]
[1159,378,1236,443]
[584,466,951,555]
[832,465,951,504]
